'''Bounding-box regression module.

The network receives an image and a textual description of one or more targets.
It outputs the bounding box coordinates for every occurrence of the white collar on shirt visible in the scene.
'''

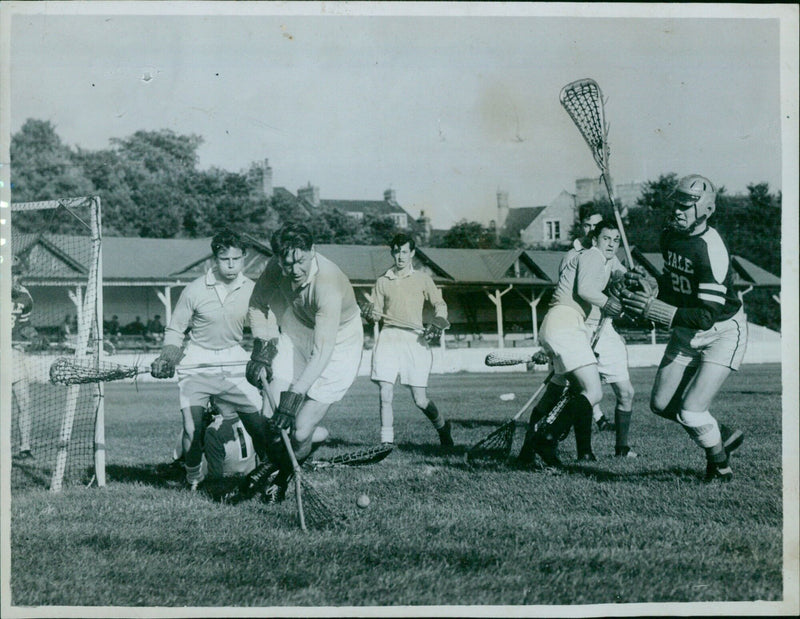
[206,268,246,290]
[384,264,414,280]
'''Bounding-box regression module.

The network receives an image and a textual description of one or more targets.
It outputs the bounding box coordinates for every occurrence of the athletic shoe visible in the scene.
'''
[596,417,615,432]
[720,424,744,456]
[704,460,733,483]
[615,446,638,458]
[261,479,288,504]
[15,450,35,461]
[577,452,597,462]
[438,420,454,447]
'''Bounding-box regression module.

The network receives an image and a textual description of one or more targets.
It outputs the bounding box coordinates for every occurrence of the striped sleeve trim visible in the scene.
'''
[699,282,727,293]
[698,292,725,305]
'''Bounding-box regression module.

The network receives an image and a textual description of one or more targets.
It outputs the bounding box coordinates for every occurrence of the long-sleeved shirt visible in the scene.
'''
[163,269,255,350]
[550,246,613,319]
[559,243,626,323]
[657,226,741,330]
[248,252,360,395]
[371,266,447,329]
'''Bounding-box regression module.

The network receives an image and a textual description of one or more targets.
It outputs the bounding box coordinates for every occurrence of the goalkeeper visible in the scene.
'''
[517,219,625,467]
[246,222,364,503]
[620,175,745,482]
[365,233,453,448]
[150,230,267,491]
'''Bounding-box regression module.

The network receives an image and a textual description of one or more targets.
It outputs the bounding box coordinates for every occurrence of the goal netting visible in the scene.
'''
[9,196,105,492]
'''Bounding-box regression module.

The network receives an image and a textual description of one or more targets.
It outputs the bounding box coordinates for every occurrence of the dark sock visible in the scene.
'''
[614,407,632,450]
[574,401,593,457]
[422,401,445,429]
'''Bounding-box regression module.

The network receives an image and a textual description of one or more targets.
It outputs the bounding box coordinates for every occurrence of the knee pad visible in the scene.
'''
[677,409,721,449]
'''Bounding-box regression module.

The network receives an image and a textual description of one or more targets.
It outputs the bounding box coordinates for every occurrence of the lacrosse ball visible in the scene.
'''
[357,493,370,508]
[499,393,515,401]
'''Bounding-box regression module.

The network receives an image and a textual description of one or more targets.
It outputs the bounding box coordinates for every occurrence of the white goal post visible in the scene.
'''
[10,196,105,491]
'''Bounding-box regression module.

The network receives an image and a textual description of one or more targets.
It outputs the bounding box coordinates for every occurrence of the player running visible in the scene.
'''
[367,233,453,448]
[151,230,267,491]
[621,175,745,482]
[11,255,35,460]
[566,209,637,457]
[247,222,364,503]
[517,218,625,467]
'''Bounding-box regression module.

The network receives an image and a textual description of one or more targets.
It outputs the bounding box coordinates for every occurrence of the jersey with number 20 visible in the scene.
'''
[657,226,741,330]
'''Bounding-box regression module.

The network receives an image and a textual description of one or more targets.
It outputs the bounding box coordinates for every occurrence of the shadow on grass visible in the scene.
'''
[394,441,468,459]
[106,462,187,488]
[455,418,526,430]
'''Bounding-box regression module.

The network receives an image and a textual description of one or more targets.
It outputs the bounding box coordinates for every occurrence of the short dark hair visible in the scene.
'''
[389,233,415,253]
[271,222,314,256]
[211,229,248,256]
[591,218,620,238]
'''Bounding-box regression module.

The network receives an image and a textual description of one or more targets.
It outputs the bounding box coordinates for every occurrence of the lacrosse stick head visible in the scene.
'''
[296,476,347,530]
[559,78,610,172]
[465,420,516,466]
[49,357,139,385]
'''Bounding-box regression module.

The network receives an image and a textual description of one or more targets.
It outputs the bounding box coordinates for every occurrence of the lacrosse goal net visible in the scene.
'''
[9,196,105,492]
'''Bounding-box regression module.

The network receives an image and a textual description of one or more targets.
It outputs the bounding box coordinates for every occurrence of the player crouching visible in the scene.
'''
[621,175,745,482]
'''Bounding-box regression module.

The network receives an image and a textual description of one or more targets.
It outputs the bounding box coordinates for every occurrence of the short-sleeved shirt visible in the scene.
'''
[371,266,447,329]
[163,269,255,350]
[658,226,741,330]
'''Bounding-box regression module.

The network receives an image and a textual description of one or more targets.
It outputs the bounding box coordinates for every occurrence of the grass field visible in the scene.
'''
[9,364,786,610]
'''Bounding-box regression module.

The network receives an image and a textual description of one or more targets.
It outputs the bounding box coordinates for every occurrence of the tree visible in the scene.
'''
[440,220,497,249]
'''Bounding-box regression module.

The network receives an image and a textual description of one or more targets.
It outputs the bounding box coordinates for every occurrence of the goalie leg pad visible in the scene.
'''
[677,409,721,449]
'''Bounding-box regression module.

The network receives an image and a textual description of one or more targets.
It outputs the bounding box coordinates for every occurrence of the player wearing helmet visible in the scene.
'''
[621,174,746,482]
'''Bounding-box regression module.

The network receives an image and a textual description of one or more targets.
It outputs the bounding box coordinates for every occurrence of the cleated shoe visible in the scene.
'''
[261,478,289,504]
[596,416,616,432]
[577,452,597,462]
[438,420,454,447]
[720,424,744,457]
[615,446,638,458]
[704,460,733,483]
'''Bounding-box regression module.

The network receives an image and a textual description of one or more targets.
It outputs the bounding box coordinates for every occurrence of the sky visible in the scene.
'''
[3,3,793,229]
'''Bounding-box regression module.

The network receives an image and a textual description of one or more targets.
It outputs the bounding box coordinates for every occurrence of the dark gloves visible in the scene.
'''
[423,316,450,343]
[272,390,304,431]
[246,338,279,388]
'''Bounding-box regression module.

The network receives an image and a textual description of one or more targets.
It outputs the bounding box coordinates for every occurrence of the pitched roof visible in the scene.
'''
[503,206,546,237]
[321,199,406,216]
[415,248,547,285]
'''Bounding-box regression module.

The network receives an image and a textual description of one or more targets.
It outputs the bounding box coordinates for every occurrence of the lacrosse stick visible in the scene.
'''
[485,350,550,368]
[560,78,634,267]
[466,370,554,465]
[49,356,247,386]
[259,371,342,530]
[306,443,393,471]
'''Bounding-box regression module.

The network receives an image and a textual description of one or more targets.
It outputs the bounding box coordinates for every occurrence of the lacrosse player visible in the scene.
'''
[517,219,625,467]
[247,222,364,503]
[367,233,453,448]
[621,175,745,482]
[11,255,34,460]
[151,230,267,491]
[567,209,637,457]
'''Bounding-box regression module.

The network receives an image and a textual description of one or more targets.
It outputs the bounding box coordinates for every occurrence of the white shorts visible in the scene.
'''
[281,311,364,404]
[12,347,28,384]
[586,319,630,384]
[371,327,432,387]
[176,343,261,412]
[539,305,597,376]
[664,307,748,371]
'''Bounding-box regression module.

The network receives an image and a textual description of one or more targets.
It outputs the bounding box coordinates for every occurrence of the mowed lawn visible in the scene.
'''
[9,364,785,608]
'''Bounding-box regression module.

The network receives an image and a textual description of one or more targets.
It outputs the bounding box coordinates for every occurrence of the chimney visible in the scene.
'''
[262,159,273,199]
[384,189,397,204]
[496,190,509,239]
[417,210,432,245]
[297,182,320,208]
